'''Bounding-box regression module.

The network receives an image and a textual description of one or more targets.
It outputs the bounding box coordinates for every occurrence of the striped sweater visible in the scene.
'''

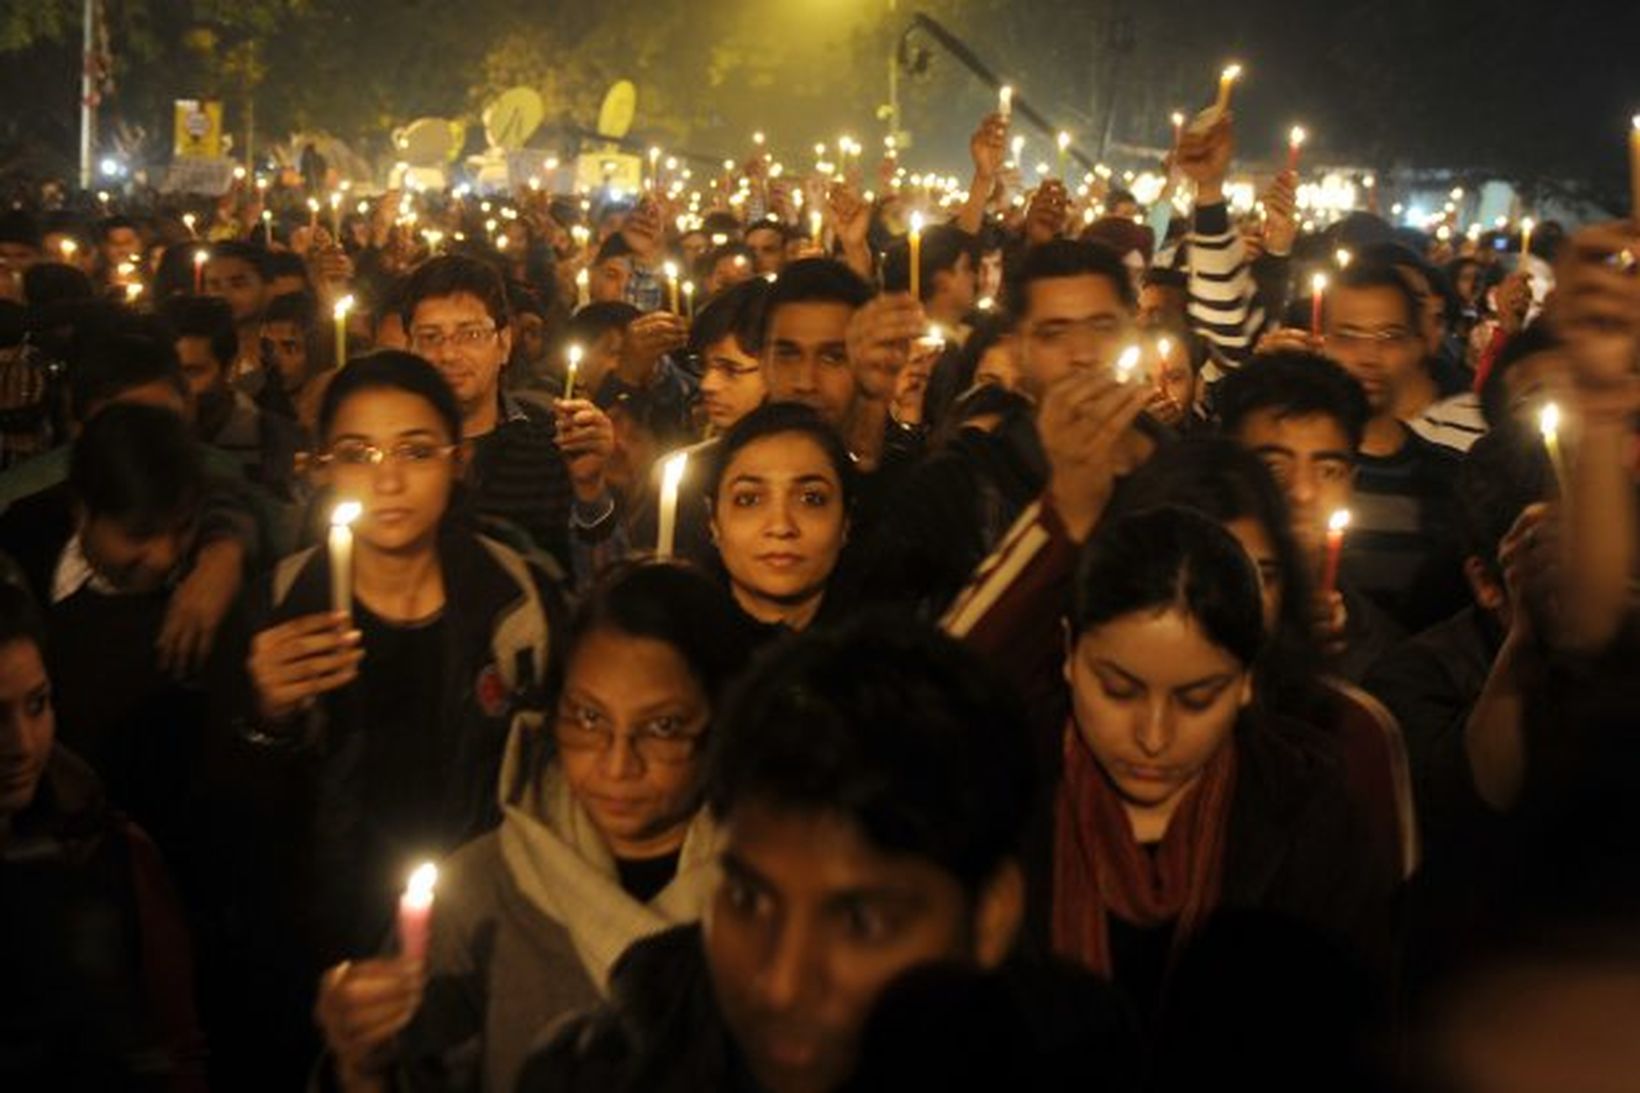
[1186,202,1265,384]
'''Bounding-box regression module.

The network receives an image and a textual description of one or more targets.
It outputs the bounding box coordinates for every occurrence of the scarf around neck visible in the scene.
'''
[1051,721,1237,980]
[496,723,720,994]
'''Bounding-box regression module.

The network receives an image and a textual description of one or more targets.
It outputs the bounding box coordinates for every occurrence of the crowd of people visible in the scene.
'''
[2,100,1639,1092]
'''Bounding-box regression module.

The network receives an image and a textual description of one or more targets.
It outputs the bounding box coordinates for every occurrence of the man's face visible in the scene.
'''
[1323,286,1425,416]
[267,273,308,299]
[408,292,510,422]
[977,250,1004,302]
[1394,264,1447,356]
[934,252,977,313]
[261,319,311,391]
[204,256,268,326]
[79,514,192,595]
[700,335,768,431]
[747,227,787,275]
[762,301,856,429]
[707,801,992,1093]
[591,257,631,304]
[710,253,755,296]
[1234,408,1356,558]
[0,639,54,819]
[1016,273,1132,400]
[513,311,548,368]
[101,227,142,271]
[1138,282,1186,330]
[174,335,227,400]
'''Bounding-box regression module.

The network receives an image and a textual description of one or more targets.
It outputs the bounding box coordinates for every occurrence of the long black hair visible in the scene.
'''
[317,349,464,445]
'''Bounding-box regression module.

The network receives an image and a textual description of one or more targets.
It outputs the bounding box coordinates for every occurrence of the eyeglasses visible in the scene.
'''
[1327,327,1417,346]
[318,440,458,468]
[410,324,498,353]
[553,701,706,765]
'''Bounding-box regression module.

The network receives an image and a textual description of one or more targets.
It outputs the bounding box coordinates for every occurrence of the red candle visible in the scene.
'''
[1310,272,1328,338]
[1286,126,1307,174]
[1320,508,1351,597]
[192,249,208,295]
[397,862,438,962]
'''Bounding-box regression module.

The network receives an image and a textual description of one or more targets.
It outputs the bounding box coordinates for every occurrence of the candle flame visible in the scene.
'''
[1289,126,1307,148]
[1632,115,1640,132]
[1520,217,1535,234]
[1335,249,1352,269]
[909,211,924,234]
[306,197,320,213]
[1156,336,1173,359]
[663,260,679,279]
[1115,344,1142,381]
[1170,111,1185,127]
[1221,63,1243,83]
[193,248,209,266]
[567,343,583,366]
[331,500,362,528]
[683,280,696,296]
[1328,509,1352,533]
[1057,131,1071,150]
[405,862,438,907]
[1311,272,1329,293]
[753,131,766,146]
[1538,402,1561,440]
[333,294,355,321]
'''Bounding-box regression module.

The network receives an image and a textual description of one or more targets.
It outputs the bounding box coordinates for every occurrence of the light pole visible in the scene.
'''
[79,0,96,190]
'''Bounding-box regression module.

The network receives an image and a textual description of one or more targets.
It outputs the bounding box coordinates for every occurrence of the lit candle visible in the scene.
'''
[1321,509,1351,598]
[1310,272,1329,337]
[1538,401,1570,499]
[999,84,1013,120]
[261,209,273,246]
[329,192,342,237]
[124,282,143,305]
[182,212,197,238]
[193,248,208,295]
[59,239,77,262]
[1286,126,1307,174]
[1114,343,1142,384]
[683,280,696,320]
[809,209,824,248]
[333,294,354,366]
[1335,248,1353,270]
[564,343,582,400]
[1010,134,1025,166]
[397,862,438,963]
[649,147,662,192]
[1629,115,1640,221]
[329,500,362,617]
[656,450,689,559]
[1056,131,1071,179]
[306,197,320,235]
[1215,63,1243,113]
[1170,110,1185,155]
[1518,217,1535,273]
[575,267,589,309]
[908,212,924,301]
[664,260,680,314]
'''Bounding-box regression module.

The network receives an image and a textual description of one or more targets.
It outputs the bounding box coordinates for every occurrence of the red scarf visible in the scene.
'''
[1051,723,1238,979]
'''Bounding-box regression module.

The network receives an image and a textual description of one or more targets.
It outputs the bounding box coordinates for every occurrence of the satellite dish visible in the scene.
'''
[395,118,460,167]
[597,80,638,140]
[484,87,545,149]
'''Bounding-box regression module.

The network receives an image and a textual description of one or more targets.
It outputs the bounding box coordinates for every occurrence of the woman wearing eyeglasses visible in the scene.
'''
[226,350,561,975]
[311,561,745,1093]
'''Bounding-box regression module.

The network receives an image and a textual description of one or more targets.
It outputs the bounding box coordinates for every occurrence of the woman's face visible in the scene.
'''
[1223,515,1284,632]
[322,387,460,554]
[711,432,848,625]
[1069,608,1252,839]
[557,628,709,859]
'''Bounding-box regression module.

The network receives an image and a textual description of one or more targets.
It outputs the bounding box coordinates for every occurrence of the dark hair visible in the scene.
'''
[0,210,41,250]
[400,254,510,333]
[700,242,756,283]
[0,577,46,656]
[687,275,770,359]
[1112,439,1318,710]
[69,402,204,533]
[317,349,463,445]
[95,216,138,243]
[1332,261,1422,333]
[206,240,270,281]
[564,300,641,347]
[744,219,789,244]
[263,249,311,288]
[705,616,1036,894]
[1003,238,1138,321]
[568,559,749,707]
[23,263,94,307]
[262,290,317,330]
[1214,350,1370,453]
[1479,323,1559,430]
[881,224,975,302]
[758,258,873,344]
[69,330,187,422]
[1457,423,1552,575]
[161,294,238,368]
[704,401,856,511]
[1073,506,1265,667]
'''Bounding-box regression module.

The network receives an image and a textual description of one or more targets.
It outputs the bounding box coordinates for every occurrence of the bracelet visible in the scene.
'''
[571,494,617,530]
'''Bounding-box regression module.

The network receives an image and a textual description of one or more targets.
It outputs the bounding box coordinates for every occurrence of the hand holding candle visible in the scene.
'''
[329,501,361,618]
[656,451,689,559]
[564,343,582,399]
[1321,508,1351,598]
[1538,401,1570,499]
[1286,126,1307,174]
[397,862,438,963]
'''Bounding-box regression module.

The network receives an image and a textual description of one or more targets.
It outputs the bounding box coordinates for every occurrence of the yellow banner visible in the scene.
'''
[173,100,223,159]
